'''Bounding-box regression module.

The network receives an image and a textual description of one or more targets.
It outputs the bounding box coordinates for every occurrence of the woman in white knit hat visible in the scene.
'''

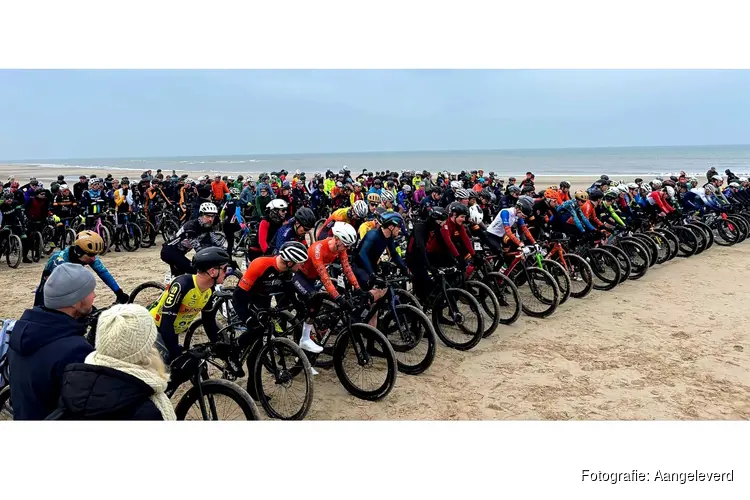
[49,304,176,420]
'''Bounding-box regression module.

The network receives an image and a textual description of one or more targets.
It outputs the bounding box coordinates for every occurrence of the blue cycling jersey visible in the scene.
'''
[356,227,407,275]
[41,247,120,292]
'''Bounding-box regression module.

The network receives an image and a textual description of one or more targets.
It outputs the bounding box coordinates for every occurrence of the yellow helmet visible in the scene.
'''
[74,230,104,256]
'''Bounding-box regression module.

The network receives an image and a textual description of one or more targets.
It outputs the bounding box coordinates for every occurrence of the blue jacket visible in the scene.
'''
[356,228,407,274]
[8,307,94,420]
[273,218,303,252]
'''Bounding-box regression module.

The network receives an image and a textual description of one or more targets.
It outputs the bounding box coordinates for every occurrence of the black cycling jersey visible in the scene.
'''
[165,219,219,254]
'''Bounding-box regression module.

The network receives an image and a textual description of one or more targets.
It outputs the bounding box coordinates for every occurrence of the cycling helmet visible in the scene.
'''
[521,185,536,194]
[336,181,343,188]
[627,182,638,189]
[59,184,70,191]
[74,230,104,256]
[279,241,308,264]
[740,177,748,183]
[640,184,652,193]
[729,181,741,188]
[450,181,462,189]
[350,200,369,218]
[600,174,610,181]
[544,188,558,200]
[574,190,589,201]
[229,187,240,196]
[88,178,101,187]
[589,189,604,201]
[331,221,358,247]
[366,193,381,204]
[151,178,162,186]
[402,184,412,193]
[266,198,289,223]
[479,189,492,199]
[508,185,521,195]
[469,205,484,224]
[381,190,396,203]
[427,206,449,222]
[560,180,571,189]
[665,186,675,198]
[662,179,676,188]
[515,196,534,216]
[705,183,716,193]
[603,190,619,201]
[617,184,629,194]
[448,202,469,217]
[294,207,316,229]
[651,179,662,189]
[192,247,231,272]
[199,202,218,215]
[455,188,470,200]
[379,211,404,229]
[711,174,723,181]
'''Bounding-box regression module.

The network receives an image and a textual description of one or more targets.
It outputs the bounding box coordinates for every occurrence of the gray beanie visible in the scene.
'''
[44,263,97,309]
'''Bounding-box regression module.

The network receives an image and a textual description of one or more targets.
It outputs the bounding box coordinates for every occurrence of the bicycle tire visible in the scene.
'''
[378,304,437,375]
[727,215,748,243]
[139,220,156,248]
[98,225,112,255]
[41,224,56,255]
[619,239,649,280]
[466,279,501,337]
[253,337,314,420]
[710,217,738,246]
[162,219,179,244]
[63,228,77,250]
[560,253,593,299]
[541,259,571,305]
[30,231,43,262]
[393,288,422,309]
[313,218,327,241]
[103,221,116,247]
[513,266,560,318]
[671,226,698,256]
[684,223,707,255]
[652,228,679,259]
[333,323,398,401]
[484,271,522,324]
[122,223,143,252]
[128,281,166,309]
[431,287,485,350]
[630,233,658,267]
[641,231,669,265]
[585,247,621,291]
[602,244,631,282]
[174,378,261,421]
[690,220,714,250]
[6,234,22,268]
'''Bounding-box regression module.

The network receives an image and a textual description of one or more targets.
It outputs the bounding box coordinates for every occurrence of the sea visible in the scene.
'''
[5,145,750,178]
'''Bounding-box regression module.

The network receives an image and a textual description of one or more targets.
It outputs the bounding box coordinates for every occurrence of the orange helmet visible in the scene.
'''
[544,189,558,200]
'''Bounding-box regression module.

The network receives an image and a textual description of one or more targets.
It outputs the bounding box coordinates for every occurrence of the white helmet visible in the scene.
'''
[402,184,412,192]
[266,198,288,211]
[278,241,308,264]
[295,169,301,175]
[640,184,652,193]
[651,179,663,189]
[627,182,638,189]
[665,186,675,198]
[381,190,395,202]
[331,221,358,247]
[199,202,218,215]
[729,182,740,188]
[350,200,369,218]
[608,187,621,196]
[455,188,470,200]
[185,178,195,185]
[450,181,462,189]
[617,184,629,194]
[469,204,484,224]
[711,174,723,181]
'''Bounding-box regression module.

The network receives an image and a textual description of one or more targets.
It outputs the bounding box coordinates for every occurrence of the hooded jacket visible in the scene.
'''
[8,307,94,420]
[47,364,163,420]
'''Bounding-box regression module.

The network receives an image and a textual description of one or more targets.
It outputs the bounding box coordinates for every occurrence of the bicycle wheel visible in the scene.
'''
[619,239,649,280]
[63,228,77,250]
[378,304,437,375]
[642,231,669,265]
[690,220,714,250]
[128,281,166,308]
[710,218,738,246]
[541,259,571,305]
[512,266,560,318]
[333,323,398,401]
[465,279,500,337]
[653,228,680,259]
[174,379,261,420]
[313,219,327,241]
[431,288,484,350]
[602,244,631,282]
[631,233,658,267]
[727,216,748,243]
[41,224,56,255]
[253,337,314,420]
[684,223,707,255]
[162,219,179,243]
[121,223,143,252]
[393,288,422,309]
[671,226,698,256]
[139,220,156,247]
[585,247,621,291]
[0,386,13,421]
[484,272,521,324]
[560,253,593,299]
[6,234,22,268]
[98,225,112,254]
[30,231,43,262]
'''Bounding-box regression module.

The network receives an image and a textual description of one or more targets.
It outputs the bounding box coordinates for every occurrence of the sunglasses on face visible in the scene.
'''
[369,202,378,207]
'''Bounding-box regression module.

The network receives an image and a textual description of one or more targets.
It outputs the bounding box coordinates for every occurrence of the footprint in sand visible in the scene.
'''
[671,331,690,340]
[733,345,744,352]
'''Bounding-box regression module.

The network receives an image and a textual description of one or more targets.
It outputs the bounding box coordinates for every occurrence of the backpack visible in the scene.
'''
[0,319,15,387]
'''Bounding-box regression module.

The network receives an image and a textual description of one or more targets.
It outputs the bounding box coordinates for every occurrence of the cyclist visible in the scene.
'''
[500,184,521,209]
[51,184,78,247]
[359,206,386,239]
[258,198,289,255]
[161,202,222,276]
[557,181,571,203]
[598,189,627,227]
[150,247,230,362]
[80,178,107,232]
[366,192,381,216]
[316,199,368,240]
[112,179,135,252]
[273,206,316,250]
[426,202,475,272]
[576,189,613,231]
[34,230,129,307]
[1,188,30,262]
[484,195,536,258]
[418,186,443,217]
[220,188,245,255]
[397,184,412,213]
[353,211,409,286]
[143,178,173,246]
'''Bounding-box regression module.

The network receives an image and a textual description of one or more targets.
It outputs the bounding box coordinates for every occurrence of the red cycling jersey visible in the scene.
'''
[299,238,359,298]
[648,190,675,214]
[426,218,475,258]
[581,200,604,227]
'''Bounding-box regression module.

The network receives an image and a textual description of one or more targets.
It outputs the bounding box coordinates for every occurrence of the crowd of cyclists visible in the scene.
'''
[2,163,749,420]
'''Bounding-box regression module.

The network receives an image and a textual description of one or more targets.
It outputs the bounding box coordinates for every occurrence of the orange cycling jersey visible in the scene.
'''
[316,207,352,239]
[581,200,603,227]
[299,238,359,298]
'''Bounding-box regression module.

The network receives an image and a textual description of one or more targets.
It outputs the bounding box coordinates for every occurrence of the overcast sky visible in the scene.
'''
[2,69,749,160]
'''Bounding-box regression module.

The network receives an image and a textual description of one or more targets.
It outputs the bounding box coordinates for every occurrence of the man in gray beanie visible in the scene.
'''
[8,263,96,419]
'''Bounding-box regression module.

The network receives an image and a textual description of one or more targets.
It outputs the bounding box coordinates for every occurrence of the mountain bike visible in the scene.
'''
[0,226,22,268]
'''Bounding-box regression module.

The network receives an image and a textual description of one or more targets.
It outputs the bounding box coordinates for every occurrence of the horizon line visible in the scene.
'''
[4,143,750,163]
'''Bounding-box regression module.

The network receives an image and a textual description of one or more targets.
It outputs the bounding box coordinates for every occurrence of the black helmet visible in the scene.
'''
[515,196,534,216]
[192,247,231,272]
[294,207,316,229]
[508,185,521,195]
[427,206,449,222]
[560,180,571,189]
[521,185,536,194]
[448,202,469,217]
[589,189,604,201]
[600,174,610,181]
[479,189,492,199]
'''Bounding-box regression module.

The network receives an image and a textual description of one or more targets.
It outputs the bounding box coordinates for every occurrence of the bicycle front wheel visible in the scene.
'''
[333,323,398,401]
[128,281,166,308]
[485,272,521,324]
[513,266,560,318]
[5,234,22,268]
[378,303,437,375]
[541,259,571,305]
[253,337,314,420]
[560,253,593,299]
[431,288,484,350]
[175,379,260,420]
[30,231,43,262]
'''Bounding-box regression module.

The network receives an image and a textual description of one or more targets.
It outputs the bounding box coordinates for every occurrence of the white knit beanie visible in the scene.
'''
[95,304,158,363]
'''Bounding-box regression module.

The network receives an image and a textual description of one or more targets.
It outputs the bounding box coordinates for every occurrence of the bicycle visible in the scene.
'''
[77,214,113,254]
[497,245,561,318]
[0,226,22,268]
[537,232,594,299]
[114,212,143,252]
[466,237,522,325]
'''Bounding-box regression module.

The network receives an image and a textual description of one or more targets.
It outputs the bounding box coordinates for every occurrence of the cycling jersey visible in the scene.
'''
[647,191,675,214]
[554,199,595,233]
[580,200,604,227]
[298,238,360,299]
[487,208,535,246]
[81,190,105,217]
[598,202,626,227]
[356,227,407,275]
[237,256,287,295]
[358,219,378,239]
[52,194,78,218]
[258,217,283,254]
[165,219,218,254]
[273,218,307,251]
[680,191,705,213]
[426,218,475,258]
[149,274,215,360]
[113,188,134,214]
[316,207,353,240]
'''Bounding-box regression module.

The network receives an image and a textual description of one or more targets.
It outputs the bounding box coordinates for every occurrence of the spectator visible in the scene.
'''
[8,263,96,420]
[49,304,175,420]
[73,175,89,200]
[211,175,230,203]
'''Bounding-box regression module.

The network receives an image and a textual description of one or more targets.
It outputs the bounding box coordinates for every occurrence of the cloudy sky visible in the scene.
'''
[2,69,749,159]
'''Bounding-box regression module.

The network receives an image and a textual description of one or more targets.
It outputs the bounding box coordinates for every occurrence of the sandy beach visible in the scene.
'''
[2,164,748,420]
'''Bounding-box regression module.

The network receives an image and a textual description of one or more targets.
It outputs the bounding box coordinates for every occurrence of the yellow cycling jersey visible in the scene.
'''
[149,274,213,335]
[358,219,378,239]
